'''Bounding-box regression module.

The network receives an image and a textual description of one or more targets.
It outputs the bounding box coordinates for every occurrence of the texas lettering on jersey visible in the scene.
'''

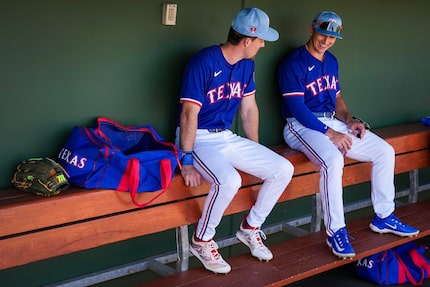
[207,81,246,104]
[306,74,338,96]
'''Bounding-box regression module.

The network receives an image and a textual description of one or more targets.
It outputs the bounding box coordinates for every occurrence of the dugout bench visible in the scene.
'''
[0,122,429,287]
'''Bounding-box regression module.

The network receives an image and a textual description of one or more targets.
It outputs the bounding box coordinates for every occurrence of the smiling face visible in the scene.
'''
[306,26,337,60]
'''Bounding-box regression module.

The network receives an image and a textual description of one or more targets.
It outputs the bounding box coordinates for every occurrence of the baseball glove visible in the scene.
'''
[352,116,371,130]
[11,157,70,197]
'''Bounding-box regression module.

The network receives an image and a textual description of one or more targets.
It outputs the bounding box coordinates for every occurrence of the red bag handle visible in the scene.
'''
[409,246,430,281]
[394,251,424,286]
[409,246,430,271]
[127,158,172,208]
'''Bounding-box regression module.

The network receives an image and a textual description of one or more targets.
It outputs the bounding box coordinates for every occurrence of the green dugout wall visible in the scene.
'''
[1,0,429,286]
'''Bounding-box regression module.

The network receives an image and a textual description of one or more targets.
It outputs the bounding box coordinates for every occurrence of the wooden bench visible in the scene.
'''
[141,201,430,287]
[0,122,429,286]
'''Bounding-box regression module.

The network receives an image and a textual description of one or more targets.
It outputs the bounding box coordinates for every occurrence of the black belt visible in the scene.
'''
[208,128,225,133]
[313,111,335,118]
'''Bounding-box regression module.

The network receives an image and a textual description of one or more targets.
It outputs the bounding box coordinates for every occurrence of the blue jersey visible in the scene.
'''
[177,45,256,129]
[278,45,341,133]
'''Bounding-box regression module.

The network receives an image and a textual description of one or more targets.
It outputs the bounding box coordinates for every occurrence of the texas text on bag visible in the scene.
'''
[57,117,182,208]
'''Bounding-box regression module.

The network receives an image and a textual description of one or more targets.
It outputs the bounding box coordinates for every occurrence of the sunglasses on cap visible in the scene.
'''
[316,21,343,34]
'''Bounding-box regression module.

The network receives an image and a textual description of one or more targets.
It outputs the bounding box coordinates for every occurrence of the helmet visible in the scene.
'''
[312,11,343,39]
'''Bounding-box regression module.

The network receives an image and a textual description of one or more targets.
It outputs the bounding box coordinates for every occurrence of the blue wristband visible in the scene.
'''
[181,152,193,165]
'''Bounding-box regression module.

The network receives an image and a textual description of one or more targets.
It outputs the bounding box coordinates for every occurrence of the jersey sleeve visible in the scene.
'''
[284,96,329,133]
[243,61,256,97]
[179,51,210,106]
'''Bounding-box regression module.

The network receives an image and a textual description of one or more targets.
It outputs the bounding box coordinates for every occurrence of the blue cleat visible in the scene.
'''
[326,227,355,259]
[369,213,419,237]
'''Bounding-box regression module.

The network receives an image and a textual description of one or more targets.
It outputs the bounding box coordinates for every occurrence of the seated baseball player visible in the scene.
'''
[277,10,419,259]
[175,7,294,273]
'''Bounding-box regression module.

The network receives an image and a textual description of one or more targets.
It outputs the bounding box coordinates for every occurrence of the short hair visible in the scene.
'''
[227,27,256,45]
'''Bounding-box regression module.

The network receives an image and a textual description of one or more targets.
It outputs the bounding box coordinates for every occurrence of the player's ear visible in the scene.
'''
[243,37,251,47]
[308,26,314,36]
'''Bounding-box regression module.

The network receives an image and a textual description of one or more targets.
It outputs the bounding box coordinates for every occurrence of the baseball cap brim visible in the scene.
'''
[314,28,343,39]
[259,27,279,42]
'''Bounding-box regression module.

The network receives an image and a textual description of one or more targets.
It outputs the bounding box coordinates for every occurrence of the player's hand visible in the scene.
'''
[181,165,202,187]
[326,128,353,155]
[347,120,366,139]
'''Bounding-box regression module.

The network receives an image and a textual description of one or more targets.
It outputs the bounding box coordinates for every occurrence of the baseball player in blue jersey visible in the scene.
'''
[278,11,419,259]
[175,8,294,273]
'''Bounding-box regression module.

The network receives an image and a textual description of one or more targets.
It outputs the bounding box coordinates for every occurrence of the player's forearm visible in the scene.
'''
[179,106,199,151]
[240,95,259,142]
[242,120,259,142]
[180,125,197,151]
[335,95,353,124]
[241,109,259,142]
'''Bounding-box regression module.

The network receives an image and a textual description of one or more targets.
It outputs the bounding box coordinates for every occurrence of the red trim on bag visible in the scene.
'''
[118,159,132,191]
[83,127,111,158]
[396,253,408,284]
[160,159,172,189]
[97,117,182,164]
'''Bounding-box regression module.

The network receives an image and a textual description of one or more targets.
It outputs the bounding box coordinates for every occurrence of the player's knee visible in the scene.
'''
[263,158,294,188]
[373,142,395,165]
[277,159,294,180]
[381,142,395,158]
[323,152,344,171]
[217,172,242,193]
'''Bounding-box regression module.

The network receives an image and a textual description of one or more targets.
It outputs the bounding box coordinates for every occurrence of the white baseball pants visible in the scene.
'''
[283,117,395,236]
[177,128,294,241]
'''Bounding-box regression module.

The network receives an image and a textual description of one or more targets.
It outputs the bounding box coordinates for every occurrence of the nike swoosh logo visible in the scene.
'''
[308,65,315,72]
[333,240,345,252]
[385,223,397,229]
[214,70,222,77]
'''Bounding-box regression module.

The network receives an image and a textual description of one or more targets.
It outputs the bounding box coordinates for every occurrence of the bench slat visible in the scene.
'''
[0,199,194,269]
[378,123,430,153]
[0,179,211,238]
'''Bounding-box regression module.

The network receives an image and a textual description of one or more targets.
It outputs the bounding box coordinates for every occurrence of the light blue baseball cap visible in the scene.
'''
[231,7,279,42]
[312,11,343,39]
